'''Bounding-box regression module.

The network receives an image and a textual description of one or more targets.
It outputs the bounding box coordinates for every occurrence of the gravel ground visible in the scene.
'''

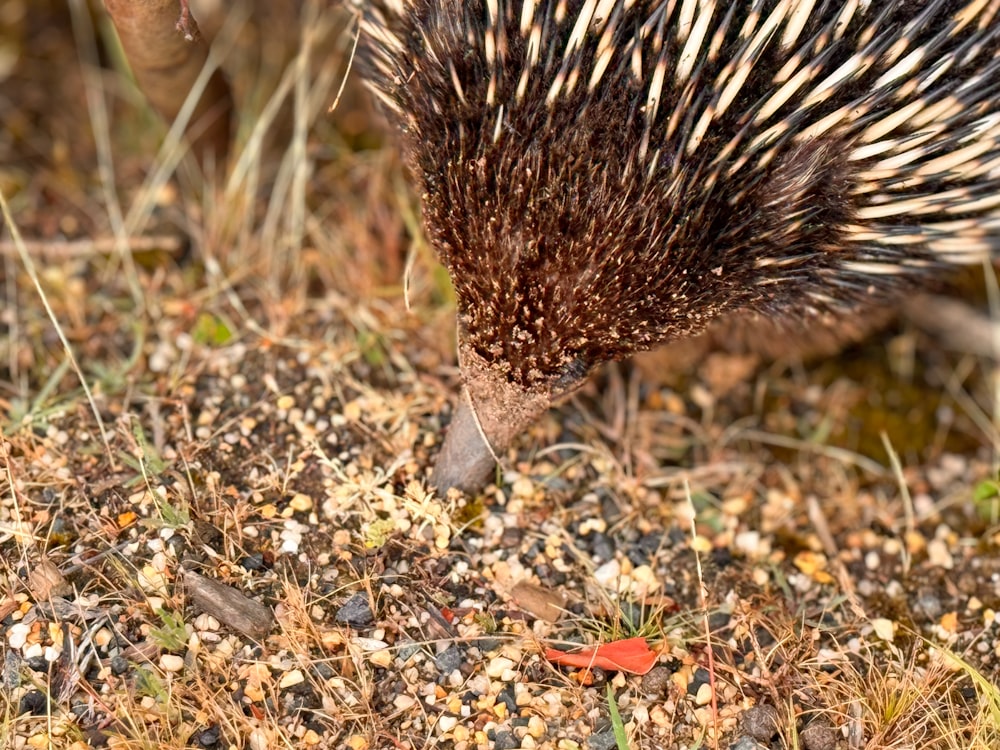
[2,297,998,749]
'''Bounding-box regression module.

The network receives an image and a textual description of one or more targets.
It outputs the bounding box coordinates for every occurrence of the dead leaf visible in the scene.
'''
[28,560,71,600]
[511,581,569,623]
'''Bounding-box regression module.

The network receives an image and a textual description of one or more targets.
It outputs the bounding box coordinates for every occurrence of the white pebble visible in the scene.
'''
[927,539,954,569]
[394,694,417,711]
[593,559,621,588]
[279,669,305,689]
[7,622,30,650]
[871,618,895,642]
[485,657,516,679]
[248,728,270,750]
[437,715,458,733]
[160,654,185,672]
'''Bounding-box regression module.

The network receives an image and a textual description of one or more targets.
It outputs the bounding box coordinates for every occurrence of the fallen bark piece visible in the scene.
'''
[180,569,274,641]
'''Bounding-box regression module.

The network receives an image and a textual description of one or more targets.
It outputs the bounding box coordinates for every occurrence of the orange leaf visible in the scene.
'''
[545,637,658,675]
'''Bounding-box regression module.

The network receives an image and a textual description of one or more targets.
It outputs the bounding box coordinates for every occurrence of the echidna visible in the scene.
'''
[358,0,1000,493]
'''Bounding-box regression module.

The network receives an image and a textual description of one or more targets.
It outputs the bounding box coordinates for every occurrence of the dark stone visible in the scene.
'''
[25,655,48,674]
[433,644,464,675]
[913,591,943,620]
[335,592,373,627]
[193,724,221,748]
[618,601,644,631]
[496,683,518,715]
[587,728,619,750]
[240,553,267,572]
[590,533,615,562]
[640,665,673,697]
[18,690,48,716]
[397,640,421,662]
[687,667,710,696]
[493,730,519,750]
[711,546,733,567]
[588,667,608,689]
[110,655,129,676]
[708,611,731,631]
[801,719,839,750]
[500,526,523,548]
[740,704,780,741]
[313,661,335,680]
[475,636,501,653]
[728,737,768,750]
[637,532,665,556]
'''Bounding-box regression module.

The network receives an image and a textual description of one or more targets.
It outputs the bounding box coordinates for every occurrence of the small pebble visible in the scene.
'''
[160,654,184,672]
[279,669,304,689]
[740,704,780,741]
[640,665,672,697]
[801,719,839,750]
[336,593,374,627]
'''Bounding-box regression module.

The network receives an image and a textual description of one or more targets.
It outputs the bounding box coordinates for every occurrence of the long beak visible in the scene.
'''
[430,344,550,494]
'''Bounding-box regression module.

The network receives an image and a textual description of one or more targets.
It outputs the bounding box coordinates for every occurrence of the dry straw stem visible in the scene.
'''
[686,478,721,749]
[0,189,114,468]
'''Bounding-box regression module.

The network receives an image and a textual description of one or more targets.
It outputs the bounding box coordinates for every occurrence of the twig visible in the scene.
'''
[0,235,185,260]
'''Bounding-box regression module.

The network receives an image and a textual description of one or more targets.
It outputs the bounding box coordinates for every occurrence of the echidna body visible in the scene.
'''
[359,0,1000,492]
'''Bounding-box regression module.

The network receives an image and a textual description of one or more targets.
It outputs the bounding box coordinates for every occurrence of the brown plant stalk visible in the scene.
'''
[104,0,233,172]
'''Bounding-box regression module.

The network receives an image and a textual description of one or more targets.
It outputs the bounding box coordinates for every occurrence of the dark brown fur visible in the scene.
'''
[369,1,978,392]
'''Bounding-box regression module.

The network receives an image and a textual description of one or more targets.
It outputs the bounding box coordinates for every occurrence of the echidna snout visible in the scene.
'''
[432,344,555,493]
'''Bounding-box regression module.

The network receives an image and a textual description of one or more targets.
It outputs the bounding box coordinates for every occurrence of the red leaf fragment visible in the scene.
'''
[545,636,658,675]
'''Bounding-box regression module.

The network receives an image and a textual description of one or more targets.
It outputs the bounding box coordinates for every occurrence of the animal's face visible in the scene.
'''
[437,140,851,388]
